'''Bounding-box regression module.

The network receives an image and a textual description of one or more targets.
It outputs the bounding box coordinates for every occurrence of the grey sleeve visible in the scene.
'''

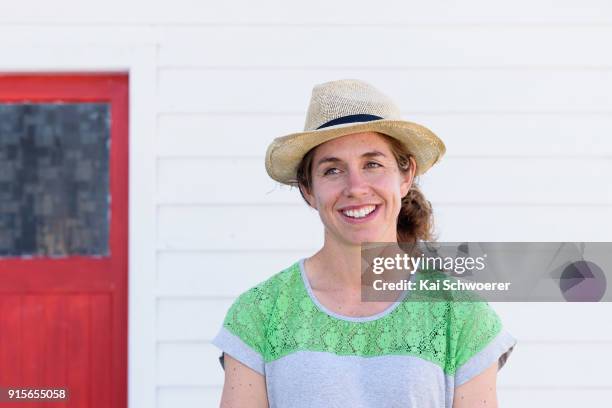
[212,326,265,375]
[454,328,517,387]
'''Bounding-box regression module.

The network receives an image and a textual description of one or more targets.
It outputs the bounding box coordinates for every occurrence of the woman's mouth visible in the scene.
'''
[338,204,380,223]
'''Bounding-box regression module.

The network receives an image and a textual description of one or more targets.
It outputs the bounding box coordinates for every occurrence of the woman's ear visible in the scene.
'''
[400,156,417,197]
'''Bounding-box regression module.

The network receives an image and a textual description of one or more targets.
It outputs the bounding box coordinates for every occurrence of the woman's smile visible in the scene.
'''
[338,204,381,224]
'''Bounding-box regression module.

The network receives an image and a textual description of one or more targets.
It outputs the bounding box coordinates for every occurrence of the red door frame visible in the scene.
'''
[0,74,128,407]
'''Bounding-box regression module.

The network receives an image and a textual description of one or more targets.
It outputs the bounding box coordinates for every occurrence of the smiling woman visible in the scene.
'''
[296,132,434,245]
[212,79,517,408]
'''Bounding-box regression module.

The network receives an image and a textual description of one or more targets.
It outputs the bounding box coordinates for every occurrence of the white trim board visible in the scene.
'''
[0,43,158,408]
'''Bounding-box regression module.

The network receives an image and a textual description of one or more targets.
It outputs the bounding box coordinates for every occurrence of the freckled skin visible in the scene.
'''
[220,353,268,407]
[452,361,499,408]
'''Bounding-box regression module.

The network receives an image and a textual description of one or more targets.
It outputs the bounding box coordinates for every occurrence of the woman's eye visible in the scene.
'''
[323,167,340,176]
[365,162,382,169]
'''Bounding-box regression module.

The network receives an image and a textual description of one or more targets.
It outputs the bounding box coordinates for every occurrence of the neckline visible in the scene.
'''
[297,258,412,323]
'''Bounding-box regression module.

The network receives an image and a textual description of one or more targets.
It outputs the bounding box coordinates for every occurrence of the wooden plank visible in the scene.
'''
[428,113,612,156]
[91,294,112,408]
[157,204,323,251]
[159,26,612,67]
[157,157,297,204]
[156,343,222,386]
[493,302,612,342]
[2,0,612,24]
[157,299,233,342]
[42,295,68,390]
[157,157,612,204]
[0,26,155,45]
[157,113,612,157]
[157,204,612,250]
[65,295,91,407]
[20,295,44,388]
[0,295,22,387]
[498,389,612,407]
[158,68,612,113]
[156,250,306,296]
[433,205,612,241]
[157,113,299,157]
[501,342,612,387]
[157,386,221,408]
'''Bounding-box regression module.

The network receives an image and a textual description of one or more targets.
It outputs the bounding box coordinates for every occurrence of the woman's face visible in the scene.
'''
[302,132,415,247]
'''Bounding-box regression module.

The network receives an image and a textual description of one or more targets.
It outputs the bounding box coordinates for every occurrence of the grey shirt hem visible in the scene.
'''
[212,326,265,375]
[454,328,517,387]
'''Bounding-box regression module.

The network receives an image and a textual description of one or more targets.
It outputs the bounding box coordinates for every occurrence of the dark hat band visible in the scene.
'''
[316,114,383,130]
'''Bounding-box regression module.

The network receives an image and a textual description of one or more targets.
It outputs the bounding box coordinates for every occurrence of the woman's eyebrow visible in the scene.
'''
[315,156,341,167]
[315,151,387,167]
[362,150,386,159]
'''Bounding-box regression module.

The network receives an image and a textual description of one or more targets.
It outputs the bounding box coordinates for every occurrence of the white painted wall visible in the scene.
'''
[2,1,612,406]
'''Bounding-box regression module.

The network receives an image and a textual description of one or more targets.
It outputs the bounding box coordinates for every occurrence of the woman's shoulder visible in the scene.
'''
[217,260,303,356]
[212,261,304,372]
[228,260,303,313]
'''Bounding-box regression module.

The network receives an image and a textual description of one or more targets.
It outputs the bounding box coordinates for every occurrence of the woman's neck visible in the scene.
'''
[304,233,417,317]
[307,247,362,293]
[306,237,403,294]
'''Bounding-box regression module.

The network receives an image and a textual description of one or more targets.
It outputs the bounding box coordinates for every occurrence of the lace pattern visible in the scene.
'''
[222,262,503,375]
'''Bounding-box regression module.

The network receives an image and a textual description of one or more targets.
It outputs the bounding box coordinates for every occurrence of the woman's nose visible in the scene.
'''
[344,170,369,196]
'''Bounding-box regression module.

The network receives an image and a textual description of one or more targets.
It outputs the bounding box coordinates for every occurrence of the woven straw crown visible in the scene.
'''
[265,79,446,185]
[304,80,402,130]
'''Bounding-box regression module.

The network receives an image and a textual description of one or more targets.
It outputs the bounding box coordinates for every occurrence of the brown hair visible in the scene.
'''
[295,133,435,243]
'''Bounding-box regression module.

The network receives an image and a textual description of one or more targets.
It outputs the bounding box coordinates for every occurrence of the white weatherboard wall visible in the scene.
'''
[3,1,612,407]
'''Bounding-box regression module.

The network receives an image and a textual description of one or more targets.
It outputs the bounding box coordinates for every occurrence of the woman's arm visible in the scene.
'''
[452,361,499,408]
[219,353,269,408]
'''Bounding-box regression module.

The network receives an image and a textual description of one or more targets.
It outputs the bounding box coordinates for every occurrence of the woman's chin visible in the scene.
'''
[343,232,389,246]
[325,224,394,247]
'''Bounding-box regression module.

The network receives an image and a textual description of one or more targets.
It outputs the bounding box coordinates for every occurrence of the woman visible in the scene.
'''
[212,79,517,407]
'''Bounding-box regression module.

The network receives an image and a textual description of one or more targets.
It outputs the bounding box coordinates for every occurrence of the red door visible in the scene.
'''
[0,74,128,407]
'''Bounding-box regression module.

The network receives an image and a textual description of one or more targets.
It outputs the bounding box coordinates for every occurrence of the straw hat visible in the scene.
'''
[265,79,446,185]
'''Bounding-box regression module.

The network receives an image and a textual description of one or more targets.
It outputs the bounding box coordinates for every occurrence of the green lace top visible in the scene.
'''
[212,259,517,408]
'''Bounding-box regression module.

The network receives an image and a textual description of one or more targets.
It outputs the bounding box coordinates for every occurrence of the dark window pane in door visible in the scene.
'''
[0,103,110,257]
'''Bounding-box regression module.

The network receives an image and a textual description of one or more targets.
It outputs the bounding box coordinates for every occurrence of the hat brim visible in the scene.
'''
[265,119,446,184]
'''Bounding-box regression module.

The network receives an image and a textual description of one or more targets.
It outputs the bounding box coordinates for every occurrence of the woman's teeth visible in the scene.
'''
[342,205,376,219]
